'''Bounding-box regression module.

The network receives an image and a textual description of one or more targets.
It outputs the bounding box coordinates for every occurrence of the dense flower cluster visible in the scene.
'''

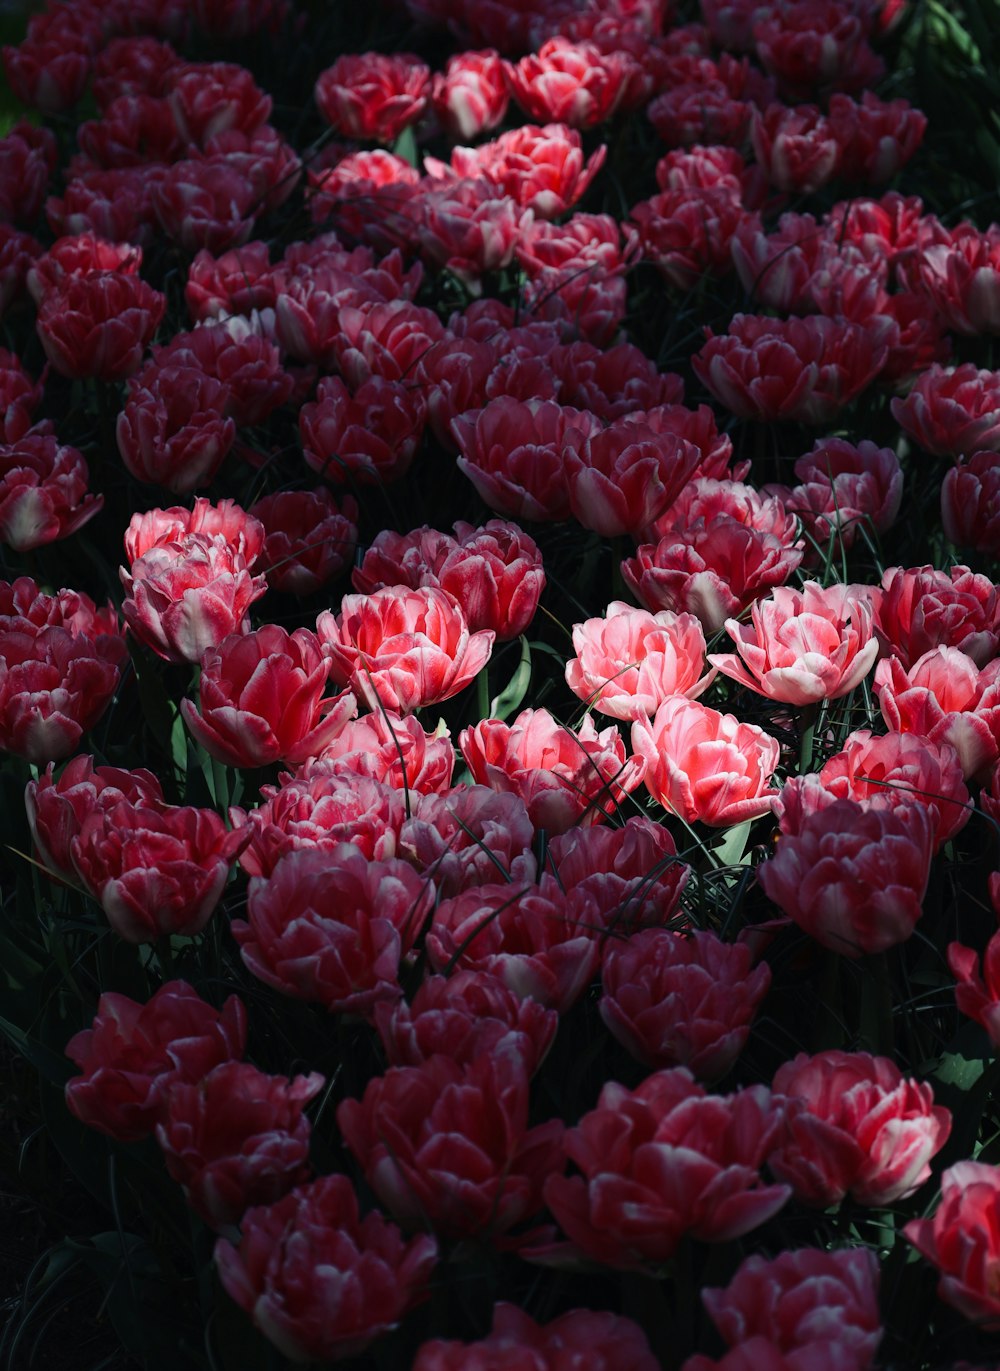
[2,0,998,1367]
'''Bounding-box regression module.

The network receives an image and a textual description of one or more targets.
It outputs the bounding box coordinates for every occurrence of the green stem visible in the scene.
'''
[477,663,491,721]
[799,702,819,775]
[859,951,894,1057]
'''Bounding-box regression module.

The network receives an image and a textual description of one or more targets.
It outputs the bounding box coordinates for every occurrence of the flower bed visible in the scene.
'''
[2,0,1000,1368]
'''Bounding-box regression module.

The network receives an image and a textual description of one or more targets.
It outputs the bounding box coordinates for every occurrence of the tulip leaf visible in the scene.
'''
[712,819,754,868]
[392,125,418,167]
[933,1050,987,1091]
[489,635,532,722]
[0,1013,72,1085]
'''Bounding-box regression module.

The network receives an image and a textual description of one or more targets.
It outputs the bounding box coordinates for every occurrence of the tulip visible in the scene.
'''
[64,981,246,1142]
[215,1174,437,1363]
[758,796,934,957]
[459,707,643,834]
[337,1046,565,1239]
[318,586,494,715]
[232,845,433,1016]
[710,581,878,705]
[771,1050,951,1207]
[413,1304,658,1371]
[540,1068,789,1268]
[181,625,357,769]
[601,928,771,1078]
[905,1163,1000,1328]
[632,697,780,826]
[155,1061,323,1230]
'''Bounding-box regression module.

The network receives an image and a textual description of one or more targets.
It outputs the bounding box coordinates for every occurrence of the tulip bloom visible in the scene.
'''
[459,707,644,834]
[808,729,971,852]
[693,314,886,424]
[770,1050,951,1207]
[374,970,558,1075]
[181,626,357,769]
[632,697,780,826]
[702,1247,882,1370]
[64,981,247,1142]
[0,578,127,765]
[36,269,165,381]
[0,434,102,551]
[710,581,878,705]
[318,586,494,715]
[565,601,714,720]
[121,533,267,665]
[215,1175,438,1364]
[431,50,509,141]
[426,880,601,1014]
[314,52,431,142]
[905,1162,1000,1329]
[948,933,1000,1049]
[251,487,358,596]
[234,845,433,1016]
[337,1047,565,1239]
[26,754,163,884]
[540,1068,789,1269]
[601,928,771,1079]
[413,1305,658,1371]
[72,800,249,945]
[874,647,1000,780]
[231,763,406,879]
[155,1061,324,1230]
[942,451,1000,559]
[758,797,934,956]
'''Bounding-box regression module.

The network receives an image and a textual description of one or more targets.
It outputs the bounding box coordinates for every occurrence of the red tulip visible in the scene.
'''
[413,1304,659,1371]
[233,845,433,1016]
[72,799,249,944]
[155,1061,323,1230]
[337,1046,565,1238]
[540,1068,789,1268]
[0,434,102,551]
[431,49,509,140]
[905,1162,1000,1330]
[215,1174,437,1363]
[459,707,643,834]
[36,270,166,381]
[26,754,163,884]
[771,1050,951,1206]
[601,928,771,1079]
[702,1247,882,1370]
[181,625,357,768]
[231,762,406,879]
[64,981,247,1142]
[315,52,431,142]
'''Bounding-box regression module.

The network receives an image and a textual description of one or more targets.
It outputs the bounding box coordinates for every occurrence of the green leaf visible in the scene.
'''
[0,1014,73,1085]
[490,635,532,722]
[712,819,754,868]
[932,1051,987,1091]
[392,125,418,167]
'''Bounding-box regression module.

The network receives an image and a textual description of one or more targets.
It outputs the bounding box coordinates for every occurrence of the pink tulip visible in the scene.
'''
[459,707,643,834]
[874,647,1000,779]
[317,586,494,715]
[758,796,934,956]
[181,625,357,769]
[565,600,714,720]
[539,1068,789,1269]
[633,696,780,826]
[771,1050,951,1207]
[710,581,879,705]
[64,980,246,1143]
[702,1247,882,1370]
